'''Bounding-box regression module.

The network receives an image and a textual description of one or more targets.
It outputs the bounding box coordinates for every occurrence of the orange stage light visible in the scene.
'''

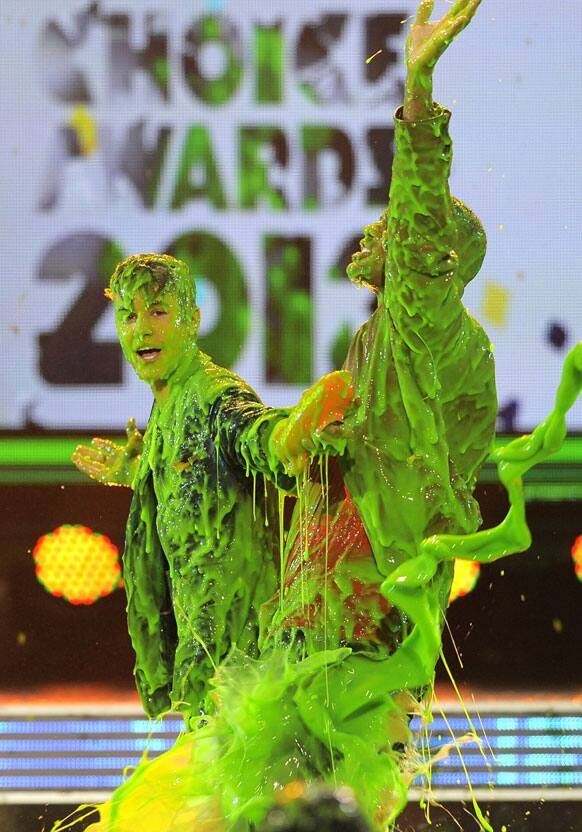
[448,559,481,605]
[32,524,121,605]
[571,535,582,582]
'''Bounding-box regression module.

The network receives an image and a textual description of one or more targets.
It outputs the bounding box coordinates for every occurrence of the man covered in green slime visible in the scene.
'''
[69,0,553,829]
[73,255,353,722]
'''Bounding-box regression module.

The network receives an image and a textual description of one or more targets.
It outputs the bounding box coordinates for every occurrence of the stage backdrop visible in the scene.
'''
[1,0,582,432]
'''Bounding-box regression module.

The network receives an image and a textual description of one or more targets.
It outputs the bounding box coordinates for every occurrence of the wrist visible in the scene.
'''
[403,69,433,121]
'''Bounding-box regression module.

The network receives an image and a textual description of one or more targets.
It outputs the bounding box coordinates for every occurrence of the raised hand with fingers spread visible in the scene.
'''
[404,0,482,120]
[72,417,143,487]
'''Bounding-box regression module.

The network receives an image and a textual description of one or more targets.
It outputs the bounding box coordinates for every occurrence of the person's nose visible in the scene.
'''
[134,313,153,338]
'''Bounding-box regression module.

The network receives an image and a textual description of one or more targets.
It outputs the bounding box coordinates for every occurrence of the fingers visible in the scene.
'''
[72,446,107,481]
[425,2,478,62]
[415,0,434,25]
[440,13,471,46]
[319,423,356,442]
[72,436,123,482]
[73,445,105,465]
[79,444,111,462]
[91,437,119,457]
[448,0,482,21]
[126,418,143,454]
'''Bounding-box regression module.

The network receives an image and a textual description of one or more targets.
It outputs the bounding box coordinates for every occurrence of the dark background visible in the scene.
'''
[2,798,581,832]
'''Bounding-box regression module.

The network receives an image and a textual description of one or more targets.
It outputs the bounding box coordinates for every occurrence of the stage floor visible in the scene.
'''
[0,685,581,831]
[1,685,581,806]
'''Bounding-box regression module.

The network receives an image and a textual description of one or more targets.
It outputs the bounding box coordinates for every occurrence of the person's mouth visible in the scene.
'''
[136,348,162,363]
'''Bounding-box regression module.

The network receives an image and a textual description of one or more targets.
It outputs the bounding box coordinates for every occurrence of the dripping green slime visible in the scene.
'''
[61,22,582,832]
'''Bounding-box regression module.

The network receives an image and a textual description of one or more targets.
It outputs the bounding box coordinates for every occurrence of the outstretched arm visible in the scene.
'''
[269,370,354,477]
[209,370,354,485]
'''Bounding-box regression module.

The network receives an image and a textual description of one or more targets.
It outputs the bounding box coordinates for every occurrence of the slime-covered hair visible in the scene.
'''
[107,253,196,312]
[348,197,486,295]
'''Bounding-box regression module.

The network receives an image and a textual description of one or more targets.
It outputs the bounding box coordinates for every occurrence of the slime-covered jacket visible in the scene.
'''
[262,105,497,658]
[123,352,289,718]
[343,105,497,567]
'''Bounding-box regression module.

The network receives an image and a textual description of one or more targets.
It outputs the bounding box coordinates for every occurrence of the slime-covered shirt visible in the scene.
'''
[122,350,290,718]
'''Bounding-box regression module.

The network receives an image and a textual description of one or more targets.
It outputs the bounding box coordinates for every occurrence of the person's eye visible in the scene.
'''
[151,309,168,317]
[126,312,137,322]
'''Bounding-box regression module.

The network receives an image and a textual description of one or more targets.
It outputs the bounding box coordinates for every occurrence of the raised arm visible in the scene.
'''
[384,0,483,397]
[404,0,482,122]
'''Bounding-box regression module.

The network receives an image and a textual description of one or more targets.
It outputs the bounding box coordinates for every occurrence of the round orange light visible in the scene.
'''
[32,525,121,605]
[448,559,481,605]
[571,536,582,582]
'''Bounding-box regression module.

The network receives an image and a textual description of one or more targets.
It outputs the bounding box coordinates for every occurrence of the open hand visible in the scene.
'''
[72,418,143,487]
[407,0,482,73]
[269,371,354,476]
[404,0,482,120]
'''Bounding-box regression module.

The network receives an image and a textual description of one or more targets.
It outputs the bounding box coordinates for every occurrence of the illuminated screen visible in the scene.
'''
[1,0,582,433]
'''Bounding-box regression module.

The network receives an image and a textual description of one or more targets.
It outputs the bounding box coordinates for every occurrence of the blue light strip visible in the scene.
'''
[0,757,144,771]
[2,752,579,774]
[0,715,577,737]
[0,776,125,790]
[423,772,582,787]
[410,716,582,732]
[0,738,174,753]
[0,720,182,735]
[1,711,580,795]
[423,734,582,750]
[436,753,582,768]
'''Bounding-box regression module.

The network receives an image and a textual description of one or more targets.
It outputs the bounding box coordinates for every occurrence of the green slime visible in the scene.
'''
[256,105,498,829]
[55,102,582,832]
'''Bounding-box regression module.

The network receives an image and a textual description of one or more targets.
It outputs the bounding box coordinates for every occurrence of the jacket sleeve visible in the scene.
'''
[209,383,296,491]
[384,105,466,397]
[384,105,496,483]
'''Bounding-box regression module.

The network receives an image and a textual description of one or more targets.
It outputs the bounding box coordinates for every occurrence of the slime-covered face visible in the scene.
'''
[115,286,199,388]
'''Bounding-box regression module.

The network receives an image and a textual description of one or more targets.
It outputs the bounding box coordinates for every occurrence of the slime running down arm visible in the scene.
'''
[268,371,354,477]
